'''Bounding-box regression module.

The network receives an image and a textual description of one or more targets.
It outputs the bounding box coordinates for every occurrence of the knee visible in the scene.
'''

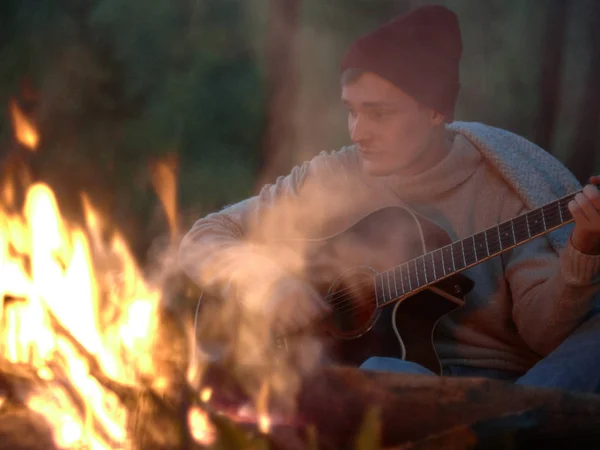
[360,357,437,376]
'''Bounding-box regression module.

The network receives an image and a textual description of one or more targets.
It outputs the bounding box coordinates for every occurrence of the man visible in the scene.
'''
[179,5,600,393]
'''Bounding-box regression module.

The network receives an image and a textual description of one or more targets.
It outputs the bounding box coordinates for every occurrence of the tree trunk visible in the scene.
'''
[566,4,600,183]
[533,0,570,152]
[255,0,303,190]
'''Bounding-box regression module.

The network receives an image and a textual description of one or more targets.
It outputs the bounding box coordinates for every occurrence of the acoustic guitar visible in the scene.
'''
[195,187,585,374]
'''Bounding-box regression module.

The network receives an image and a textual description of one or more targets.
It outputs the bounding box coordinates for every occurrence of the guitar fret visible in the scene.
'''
[434,248,445,278]
[485,227,501,255]
[442,246,454,274]
[392,268,398,297]
[558,198,564,223]
[419,256,427,284]
[499,221,515,249]
[484,230,489,254]
[559,197,573,223]
[497,225,502,250]
[475,232,488,260]
[544,202,561,228]
[396,266,405,295]
[438,248,446,276]
[386,272,392,300]
[375,274,384,306]
[425,252,435,283]
[452,241,465,270]
[511,219,517,244]
[413,256,427,288]
[526,209,545,237]
[541,207,546,230]
[402,263,412,292]
[413,259,423,288]
[462,235,476,266]
[565,197,573,220]
[513,216,529,243]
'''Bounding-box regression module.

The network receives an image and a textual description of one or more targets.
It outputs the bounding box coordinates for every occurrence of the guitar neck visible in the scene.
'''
[374,188,583,307]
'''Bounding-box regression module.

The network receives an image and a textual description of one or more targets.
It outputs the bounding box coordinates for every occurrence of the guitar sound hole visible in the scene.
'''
[327,273,377,336]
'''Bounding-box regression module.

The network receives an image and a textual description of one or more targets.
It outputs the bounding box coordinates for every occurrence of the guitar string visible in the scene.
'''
[329,210,571,321]
[324,202,574,318]
[328,204,572,318]
[324,199,573,308]
[328,226,569,321]
[322,197,575,307]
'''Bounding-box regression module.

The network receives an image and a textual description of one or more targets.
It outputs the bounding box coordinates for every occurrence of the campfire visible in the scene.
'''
[0,99,286,450]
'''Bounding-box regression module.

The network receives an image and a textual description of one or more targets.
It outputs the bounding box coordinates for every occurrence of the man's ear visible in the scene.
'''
[430,109,446,126]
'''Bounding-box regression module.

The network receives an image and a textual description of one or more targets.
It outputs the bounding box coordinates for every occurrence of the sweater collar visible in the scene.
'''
[384,130,482,201]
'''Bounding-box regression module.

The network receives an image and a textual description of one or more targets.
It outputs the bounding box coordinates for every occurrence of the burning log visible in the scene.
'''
[3,274,600,450]
[2,348,600,450]
[0,403,58,450]
[0,362,58,450]
[293,366,600,449]
[202,363,600,449]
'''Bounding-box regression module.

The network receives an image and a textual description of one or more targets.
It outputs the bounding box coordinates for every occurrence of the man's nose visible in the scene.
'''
[350,115,371,143]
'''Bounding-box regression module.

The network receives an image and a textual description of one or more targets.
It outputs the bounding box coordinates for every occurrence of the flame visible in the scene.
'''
[258,414,272,435]
[149,154,179,240]
[188,406,216,446]
[0,97,289,448]
[0,174,163,448]
[2,176,15,207]
[9,99,39,151]
[200,387,213,403]
[256,381,271,434]
[60,417,84,447]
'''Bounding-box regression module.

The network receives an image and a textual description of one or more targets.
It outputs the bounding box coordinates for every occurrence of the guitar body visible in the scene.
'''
[294,206,473,374]
[196,206,474,375]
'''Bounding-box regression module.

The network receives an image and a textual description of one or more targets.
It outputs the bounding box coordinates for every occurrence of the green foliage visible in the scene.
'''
[86,0,266,211]
[0,0,266,256]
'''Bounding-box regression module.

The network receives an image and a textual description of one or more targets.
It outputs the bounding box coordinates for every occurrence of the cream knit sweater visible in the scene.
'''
[179,123,600,374]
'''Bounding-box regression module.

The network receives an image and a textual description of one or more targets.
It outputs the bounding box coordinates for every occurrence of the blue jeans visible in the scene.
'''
[360,314,600,394]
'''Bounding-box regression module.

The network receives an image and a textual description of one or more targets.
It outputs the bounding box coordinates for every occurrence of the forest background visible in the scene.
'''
[1,0,599,264]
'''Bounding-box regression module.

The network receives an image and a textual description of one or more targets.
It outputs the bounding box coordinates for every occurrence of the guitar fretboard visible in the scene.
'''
[374,190,578,307]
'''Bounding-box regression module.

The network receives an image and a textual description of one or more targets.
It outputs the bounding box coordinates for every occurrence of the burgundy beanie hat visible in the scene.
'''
[340,5,462,122]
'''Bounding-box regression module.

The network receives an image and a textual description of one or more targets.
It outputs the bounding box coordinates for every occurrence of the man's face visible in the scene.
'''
[342,72,440,176]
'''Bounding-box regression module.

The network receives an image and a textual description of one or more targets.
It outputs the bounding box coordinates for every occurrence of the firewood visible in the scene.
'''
[293,366,600,449]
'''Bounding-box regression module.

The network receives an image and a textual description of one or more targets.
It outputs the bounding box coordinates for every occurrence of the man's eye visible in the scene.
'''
[370,110,388,120]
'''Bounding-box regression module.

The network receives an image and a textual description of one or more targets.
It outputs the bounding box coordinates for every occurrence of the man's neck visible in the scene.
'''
[397,129,452,177]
